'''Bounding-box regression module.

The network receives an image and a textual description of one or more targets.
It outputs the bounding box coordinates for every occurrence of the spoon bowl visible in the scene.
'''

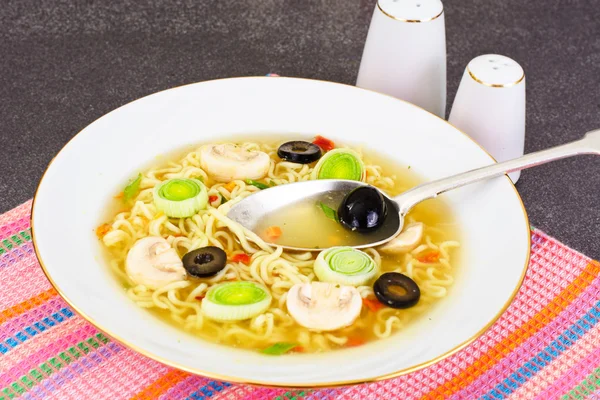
[226,180,402,251]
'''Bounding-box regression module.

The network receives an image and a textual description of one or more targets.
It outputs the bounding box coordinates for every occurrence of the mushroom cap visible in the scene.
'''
[125,236,186,289]
[379,222,424,254]
[286,282,362,331]
[199,144,270,182]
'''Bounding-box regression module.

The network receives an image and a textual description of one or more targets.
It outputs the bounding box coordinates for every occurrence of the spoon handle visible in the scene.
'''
[394,128,600,215]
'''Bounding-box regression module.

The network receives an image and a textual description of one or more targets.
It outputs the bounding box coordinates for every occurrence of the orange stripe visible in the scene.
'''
[0,288,57,324]
[422,260,600,400]
[129,369,190,400]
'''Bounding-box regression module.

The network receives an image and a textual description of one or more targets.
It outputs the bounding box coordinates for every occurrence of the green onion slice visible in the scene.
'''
[201,282,272,322]
[245,179,270,190]
[261,342,298,355]
[123,173,142,202]
[153,178,208,218]
[314,247,378,286]
[310,148,365,181]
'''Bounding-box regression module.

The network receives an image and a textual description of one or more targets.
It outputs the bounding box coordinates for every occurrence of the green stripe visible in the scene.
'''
[1,387,15,399]
[29,369,43,383]
[77,342,90,354]
[0,229,31,254]
[68,346,81,359]
[275,390,311,400]
[0,334,111,398]
[20,376,34,389]
[9,384,23,396]
[562,366,600,400]
[10,235,22,246]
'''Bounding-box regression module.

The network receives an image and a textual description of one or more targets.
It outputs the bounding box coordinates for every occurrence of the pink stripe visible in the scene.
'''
[50,345,170,400]
[0,216,30,240]
[337,379,409,399]
[0,253,52,309]
[0,295,65,341]
[507,323,600,399]
[0,201,31,227]
[449,274,600,399]
[0,317,87,373]
[533,346,600,400]
[0,324,96,386]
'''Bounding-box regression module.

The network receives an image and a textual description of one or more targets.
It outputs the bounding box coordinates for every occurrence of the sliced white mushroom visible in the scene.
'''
[199,144,271,182]
[125,237,186,289]
[286,282,362,331]
[378,222,424,255]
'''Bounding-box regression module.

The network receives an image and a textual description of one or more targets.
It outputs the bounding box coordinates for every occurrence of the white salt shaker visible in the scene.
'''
[449,54,526,183]
[356,0,446,118]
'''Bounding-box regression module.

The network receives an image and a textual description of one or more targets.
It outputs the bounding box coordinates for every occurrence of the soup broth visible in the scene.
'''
[99,136,460,353]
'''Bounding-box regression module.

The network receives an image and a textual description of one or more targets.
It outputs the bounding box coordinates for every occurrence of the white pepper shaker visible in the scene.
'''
[449,54,526,183]
[356,0,447,118]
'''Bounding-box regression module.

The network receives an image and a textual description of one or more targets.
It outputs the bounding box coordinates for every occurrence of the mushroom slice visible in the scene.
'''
[378,222,424,255]
[125,237,186,289]
[286,282,362,331]
[199,144,271,182]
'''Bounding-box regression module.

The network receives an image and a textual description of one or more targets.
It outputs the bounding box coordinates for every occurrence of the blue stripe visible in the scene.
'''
[185,381,231,400]
[480,301,600,400]
[33,322,46,332]
[0,307,73,354]
[52,312,64,322]
[24,326,38,337]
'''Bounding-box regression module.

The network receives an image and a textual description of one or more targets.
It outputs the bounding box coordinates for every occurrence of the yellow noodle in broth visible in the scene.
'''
[100,137,460,353]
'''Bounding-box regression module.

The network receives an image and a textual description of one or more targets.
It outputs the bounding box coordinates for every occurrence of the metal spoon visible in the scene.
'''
[227,129,600,251]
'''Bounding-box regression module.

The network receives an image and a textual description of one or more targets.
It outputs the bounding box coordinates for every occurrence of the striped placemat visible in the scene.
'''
[1,200,599,400]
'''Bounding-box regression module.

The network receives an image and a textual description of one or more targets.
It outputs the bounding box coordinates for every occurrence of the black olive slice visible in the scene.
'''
[338,186,388,233]
[373,272,420,309]
[277,141,322,164]
[182,246,227,277]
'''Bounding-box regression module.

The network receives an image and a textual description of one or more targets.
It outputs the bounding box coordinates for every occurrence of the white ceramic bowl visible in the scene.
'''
[31,77,530,387]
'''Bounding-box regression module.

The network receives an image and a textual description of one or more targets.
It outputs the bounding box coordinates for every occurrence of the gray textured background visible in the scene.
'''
[0,0,598,258]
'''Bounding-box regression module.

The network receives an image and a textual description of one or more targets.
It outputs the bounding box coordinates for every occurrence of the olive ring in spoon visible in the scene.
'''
[227,129,600,251]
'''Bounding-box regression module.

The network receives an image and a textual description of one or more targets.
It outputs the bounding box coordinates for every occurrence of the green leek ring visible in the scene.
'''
[153,178,208,218]
[201,282,272,321]
[314,246,378,286]
[310,148,365,181]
